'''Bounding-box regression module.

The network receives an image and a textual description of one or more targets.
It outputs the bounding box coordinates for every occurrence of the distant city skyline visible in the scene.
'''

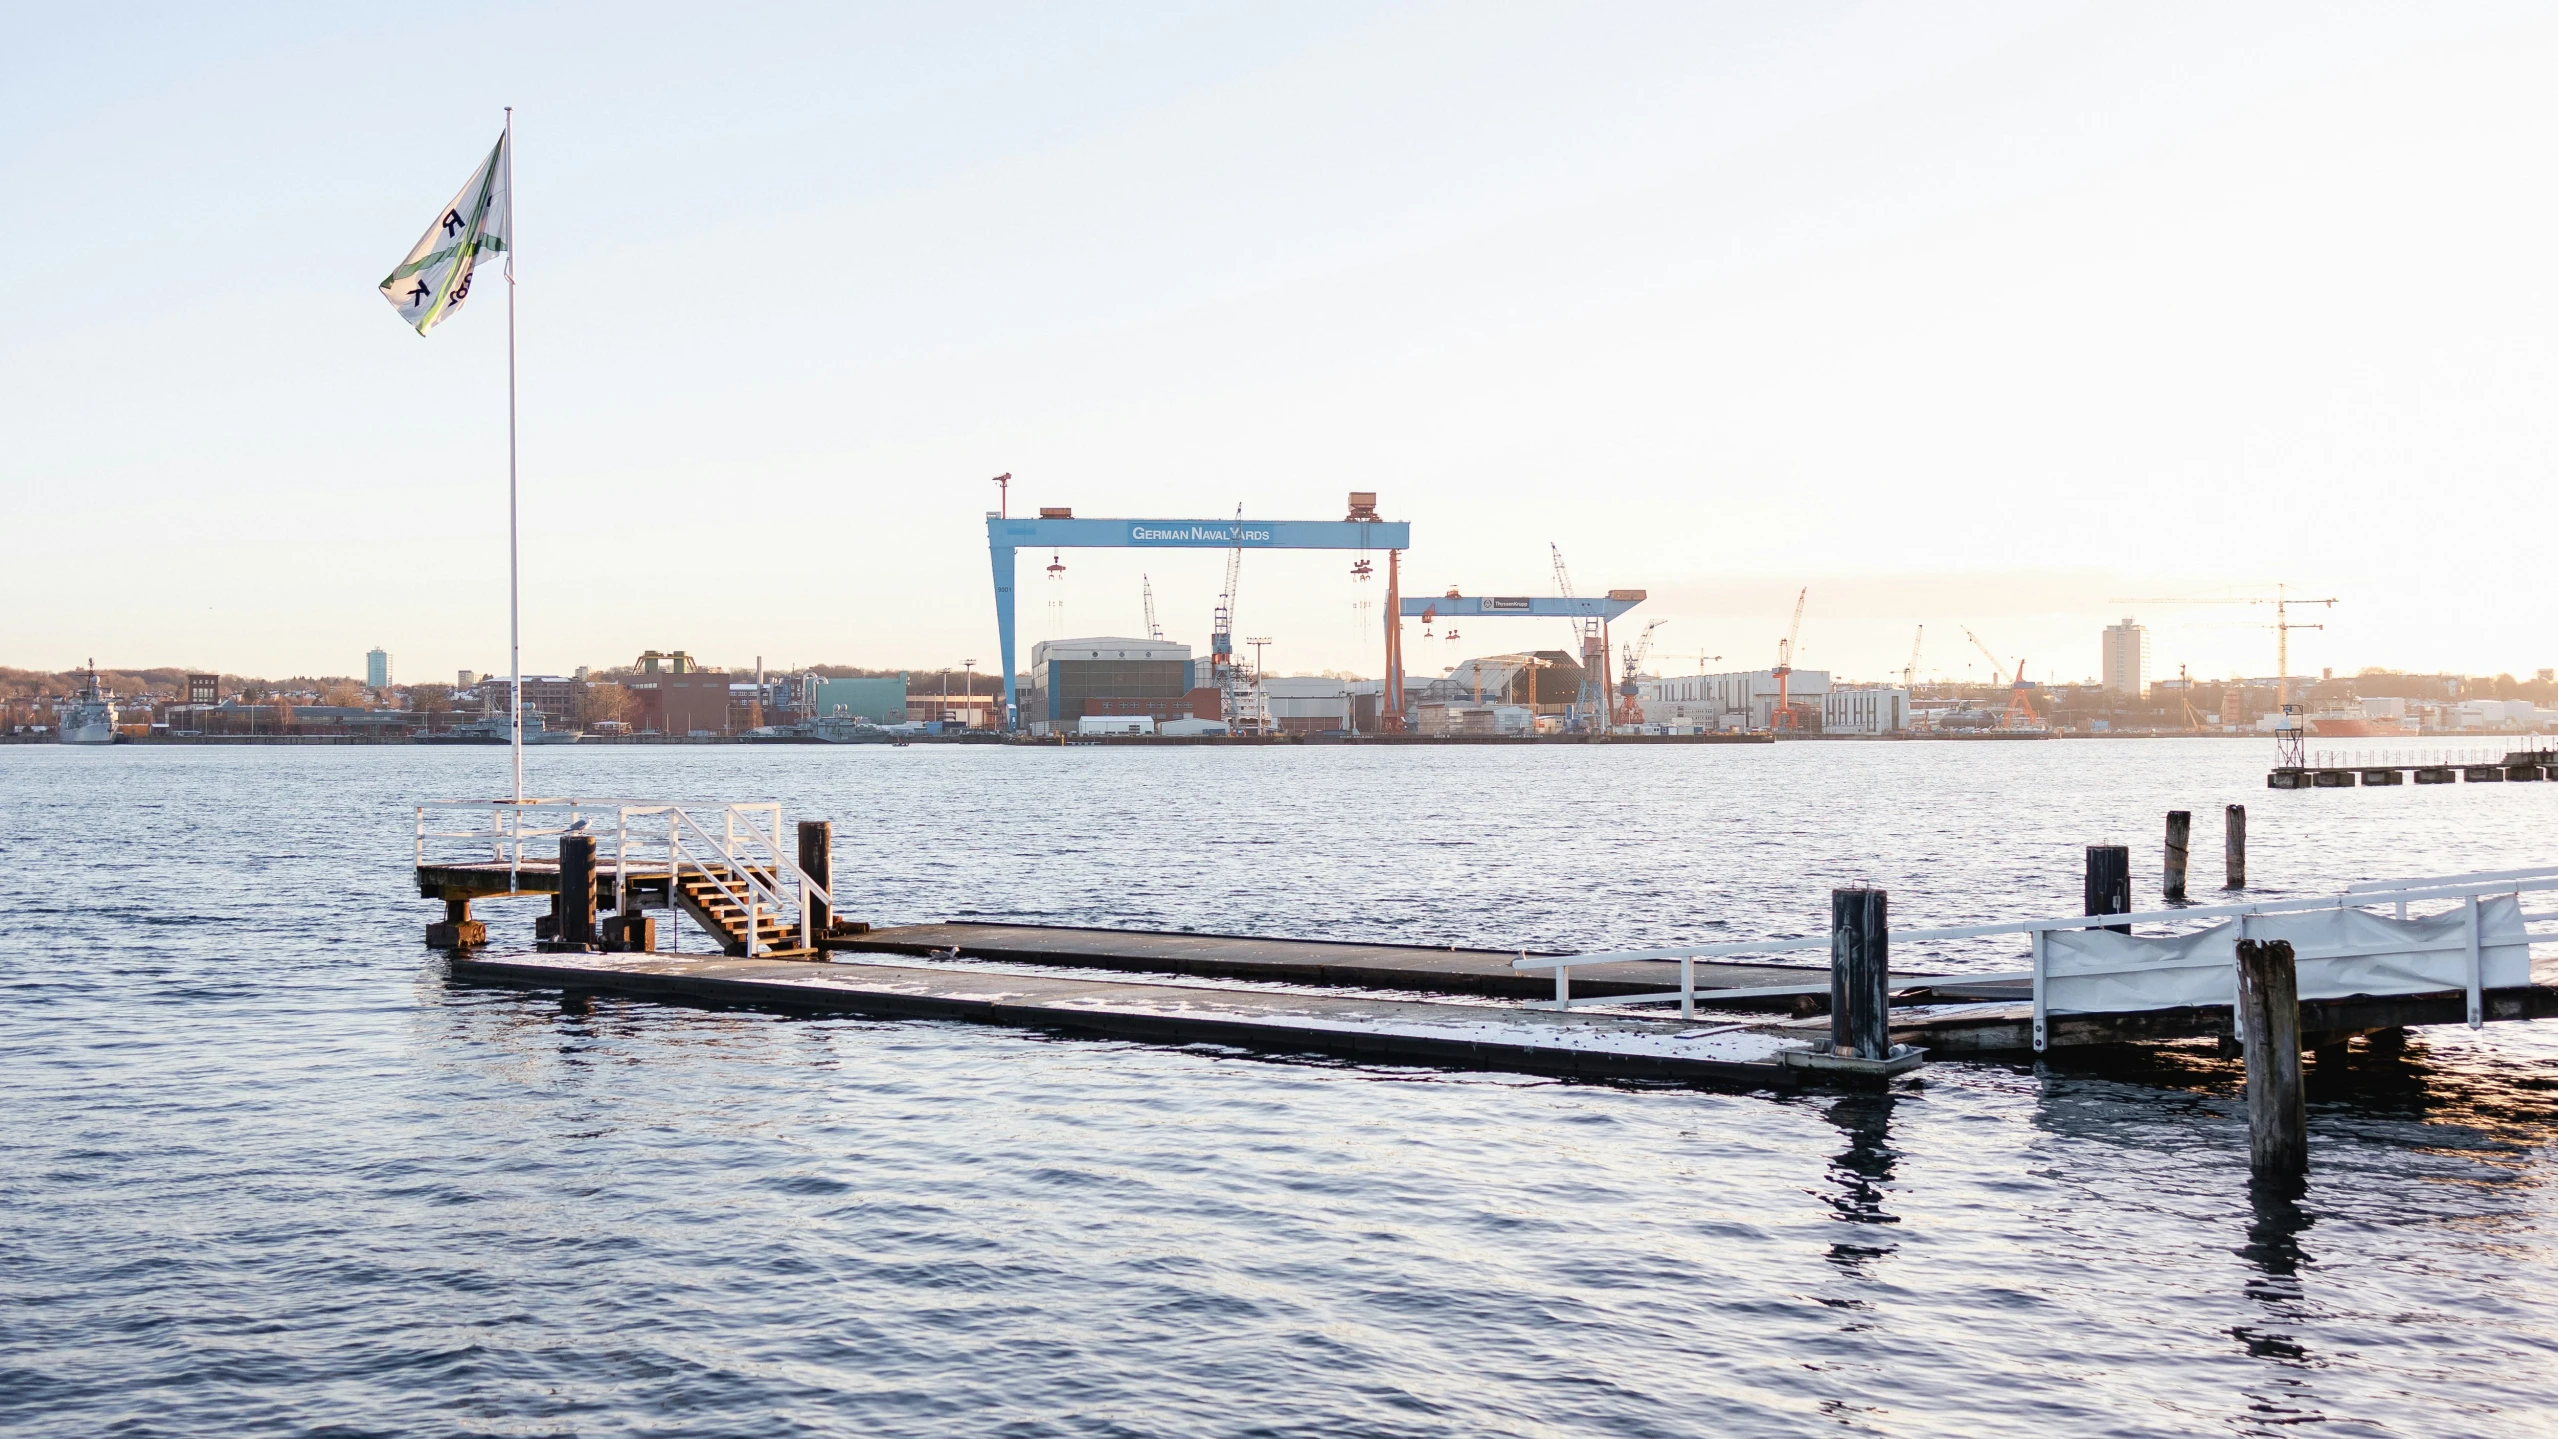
[10,5,2558,682]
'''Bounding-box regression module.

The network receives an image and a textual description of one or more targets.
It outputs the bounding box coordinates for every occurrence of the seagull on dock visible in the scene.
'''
[564,816,590,834]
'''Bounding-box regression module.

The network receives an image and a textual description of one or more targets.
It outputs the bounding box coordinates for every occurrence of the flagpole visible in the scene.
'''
[504,106,522,805]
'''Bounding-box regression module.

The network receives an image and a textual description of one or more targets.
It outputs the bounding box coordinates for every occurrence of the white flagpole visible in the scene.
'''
[504,106,522,804]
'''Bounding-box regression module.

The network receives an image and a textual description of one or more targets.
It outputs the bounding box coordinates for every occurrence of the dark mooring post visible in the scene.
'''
[1830,888,1890,1061]
[556,833,598,952]
[2225,804,2248,890]
[2084,844,2131,934]
[797,819,833,936]
[2164,810,2191,902]
[2235,938,2307,1176]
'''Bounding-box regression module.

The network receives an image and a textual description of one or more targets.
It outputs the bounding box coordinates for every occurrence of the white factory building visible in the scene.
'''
[1638,669,1911,733]
[1640,669,1831,730]
[1822,686,1911,735]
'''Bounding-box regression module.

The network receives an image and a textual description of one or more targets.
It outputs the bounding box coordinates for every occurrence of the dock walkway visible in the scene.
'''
[825,922,1939,1007]
[449,950,1817,1087]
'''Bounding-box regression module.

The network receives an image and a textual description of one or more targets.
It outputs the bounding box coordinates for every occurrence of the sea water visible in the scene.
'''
[2,740,2552,1436]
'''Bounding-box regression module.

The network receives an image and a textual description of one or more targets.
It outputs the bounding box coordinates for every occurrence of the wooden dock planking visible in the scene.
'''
[445,950,1822,1087]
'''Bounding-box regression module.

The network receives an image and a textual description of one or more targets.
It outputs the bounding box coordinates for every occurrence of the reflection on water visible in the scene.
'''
[1821,1093,1902,1270]
[4,743,2556,1437]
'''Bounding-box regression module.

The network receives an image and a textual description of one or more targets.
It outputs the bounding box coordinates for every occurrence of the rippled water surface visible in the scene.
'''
[4,741,2554,1436]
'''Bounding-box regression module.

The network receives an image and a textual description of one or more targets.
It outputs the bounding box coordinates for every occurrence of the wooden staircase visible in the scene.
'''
[673,868,815,958]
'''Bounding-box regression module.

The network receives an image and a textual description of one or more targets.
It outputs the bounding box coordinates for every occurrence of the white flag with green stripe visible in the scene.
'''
[380,131,510,335]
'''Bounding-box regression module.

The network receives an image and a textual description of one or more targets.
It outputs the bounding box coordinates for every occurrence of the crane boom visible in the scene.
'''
[2104,585,2336,706]
[1141,575,1163,641]
[1550,542,1609,732]
[1778,587,1806,667]
[1960,625,2003,673]
[1902,624,1924,688]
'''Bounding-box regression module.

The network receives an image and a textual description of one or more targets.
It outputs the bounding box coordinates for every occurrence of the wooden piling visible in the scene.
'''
[555,834,598,952]
[2164,810,2191,902]
[798,819,833,935]
[1830,888,1890,1061]
[2236,938,2307,1176]
[2225,804,2247,890]
[426,895,485,951]
[2084,845,2131,934]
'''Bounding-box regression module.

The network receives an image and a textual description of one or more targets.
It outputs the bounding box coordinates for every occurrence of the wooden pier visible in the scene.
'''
[823,922,2021,1010]
[415,799,2558,1118]
[445,949,1823,1088]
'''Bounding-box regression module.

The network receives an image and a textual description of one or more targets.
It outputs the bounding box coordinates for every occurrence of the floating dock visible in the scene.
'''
[2269,748,2558,789]
[445,949,1852,1088]
[824,922,1965,1009]
[416,799,2558,1101]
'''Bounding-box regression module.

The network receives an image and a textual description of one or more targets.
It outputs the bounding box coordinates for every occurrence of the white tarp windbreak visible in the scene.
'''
[2041,896,2530,1016]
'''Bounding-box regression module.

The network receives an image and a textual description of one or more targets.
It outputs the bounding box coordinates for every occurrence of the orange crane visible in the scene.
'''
[1771,587,1807,730]
[1615,619,1667,726]
[1961,626,2039,729]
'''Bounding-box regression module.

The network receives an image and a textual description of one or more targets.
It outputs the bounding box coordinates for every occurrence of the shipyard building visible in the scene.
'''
[1021,638,1215,735]
[1640,669,1833,730]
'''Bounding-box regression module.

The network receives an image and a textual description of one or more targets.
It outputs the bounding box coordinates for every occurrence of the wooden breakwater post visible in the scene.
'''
[2085,844,2131,934]
[2164,810,2191,902]
[1831,887,1890,1061]
[2235,938,2307,1176]
[2225,804,2247,890]
[798,820,832,936]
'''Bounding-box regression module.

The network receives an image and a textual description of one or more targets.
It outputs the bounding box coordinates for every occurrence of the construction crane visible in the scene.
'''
[1961,625,2039,729]
[1141,575,1164,642]
[1771,587,1807,731]
[2173,662,2206,732]
[1209,505,1273,734]
[2105,585,2338,707]
[1550,542,1610,733]
[1209,504,1245,683]
[1615,619,1667,726]
[1901,625,1924,690]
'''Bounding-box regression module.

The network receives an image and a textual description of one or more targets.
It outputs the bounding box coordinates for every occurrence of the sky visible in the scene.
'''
[7,2,2556,689]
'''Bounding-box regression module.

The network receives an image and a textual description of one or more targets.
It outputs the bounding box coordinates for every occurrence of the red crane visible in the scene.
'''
[1772,587,1807,731]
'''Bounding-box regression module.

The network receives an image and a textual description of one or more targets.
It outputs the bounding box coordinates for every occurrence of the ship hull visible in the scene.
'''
[2308,716,2410,737]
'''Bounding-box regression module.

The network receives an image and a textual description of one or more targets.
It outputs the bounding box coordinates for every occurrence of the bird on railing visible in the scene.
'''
[564,816,590,834]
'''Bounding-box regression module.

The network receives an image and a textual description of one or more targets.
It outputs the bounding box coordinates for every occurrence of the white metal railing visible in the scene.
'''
[1516,865,2558,1051]
[414,798,832,957]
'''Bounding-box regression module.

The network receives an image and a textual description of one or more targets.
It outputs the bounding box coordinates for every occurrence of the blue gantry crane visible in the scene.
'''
[986,491,1408,730]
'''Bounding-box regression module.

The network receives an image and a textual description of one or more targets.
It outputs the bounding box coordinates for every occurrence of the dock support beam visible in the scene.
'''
[2163,810,2190,902]
[2085,844,2130,934]
[426,895,485,952]
[1831,888,1889,1061]
[2225,804,2247,890]
[799,820,833,937]
[2236,938,2307,1177]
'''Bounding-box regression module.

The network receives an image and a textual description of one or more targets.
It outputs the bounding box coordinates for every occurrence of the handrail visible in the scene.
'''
[1516,867,2557,1044]
[414,798,832,957]
[1518,869,2558,971]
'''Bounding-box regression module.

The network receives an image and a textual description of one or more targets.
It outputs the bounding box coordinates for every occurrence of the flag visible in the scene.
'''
[380,131,510,335]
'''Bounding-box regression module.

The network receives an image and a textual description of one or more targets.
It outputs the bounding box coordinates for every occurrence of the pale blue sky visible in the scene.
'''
[8,3,2554,686]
